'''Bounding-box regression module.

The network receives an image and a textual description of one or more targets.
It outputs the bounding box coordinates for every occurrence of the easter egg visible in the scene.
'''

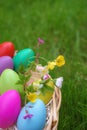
[37,89,53,105]
[0,42,15,57]
[17,99,46,130]
[0,90,21,129]
[13,48,35,71]
[0,56,13,75]
[0,69,24,100]
[37,80,54,104]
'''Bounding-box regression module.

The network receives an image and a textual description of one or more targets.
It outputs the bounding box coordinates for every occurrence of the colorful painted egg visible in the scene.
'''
[17,99,46,130]
[0,42,15,57]
[0,90,21,129]
[0,69,24,99]
[37,88,53,105]
[37,79,54,104]
[13,48,35,71]
[0,56,13,75]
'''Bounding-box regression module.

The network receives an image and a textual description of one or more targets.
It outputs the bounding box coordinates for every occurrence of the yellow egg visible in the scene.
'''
[37,80,54,104]
[37,91,53,104]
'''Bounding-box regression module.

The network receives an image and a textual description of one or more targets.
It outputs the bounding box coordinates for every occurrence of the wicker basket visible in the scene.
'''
[44,87,61,130]
[0,87,61,130]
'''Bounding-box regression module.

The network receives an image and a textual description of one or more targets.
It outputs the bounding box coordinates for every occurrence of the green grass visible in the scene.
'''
[0,0,87,129]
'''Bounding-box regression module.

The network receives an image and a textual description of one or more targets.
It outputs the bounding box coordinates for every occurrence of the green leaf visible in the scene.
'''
[45,85,54,91]
[26,85,37,93]
[17,64,26,74]
[40,84,54,95]
[40,86,46,94]
[16,79,23,85]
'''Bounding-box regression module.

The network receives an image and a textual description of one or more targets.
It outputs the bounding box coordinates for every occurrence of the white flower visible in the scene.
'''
[36,65,49,76]
[36,91,41,95]
[39,84,44,88]
[56,77,63,88]
[36,65,45,72]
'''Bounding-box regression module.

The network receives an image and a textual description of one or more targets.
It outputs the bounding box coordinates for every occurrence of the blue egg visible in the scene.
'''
[13,48,35,71]
[17,99,46,130]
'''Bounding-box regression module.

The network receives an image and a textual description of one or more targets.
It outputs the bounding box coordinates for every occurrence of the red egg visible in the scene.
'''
[0,42,15,57]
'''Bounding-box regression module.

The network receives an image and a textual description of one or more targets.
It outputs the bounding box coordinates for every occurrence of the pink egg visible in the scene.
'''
[0,90,21,129]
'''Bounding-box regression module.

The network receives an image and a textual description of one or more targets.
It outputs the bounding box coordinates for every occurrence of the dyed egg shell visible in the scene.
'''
[0,69,24,99]
[37,88,53,105]
[0,56,13,75]
[0,90,21,129]
[0,42,15,57]
[37,80,54,104]
[13,48,35,71]
[17,99,46,130]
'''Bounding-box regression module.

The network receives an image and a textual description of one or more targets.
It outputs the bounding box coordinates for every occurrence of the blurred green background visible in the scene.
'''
[0,0,87,129]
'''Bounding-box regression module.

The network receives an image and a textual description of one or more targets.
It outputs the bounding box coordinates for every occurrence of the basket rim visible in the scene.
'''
[44,87,62,130]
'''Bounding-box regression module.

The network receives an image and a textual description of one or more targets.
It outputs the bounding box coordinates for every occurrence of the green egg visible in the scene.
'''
[0,69,25,104]
[13,48,35,71]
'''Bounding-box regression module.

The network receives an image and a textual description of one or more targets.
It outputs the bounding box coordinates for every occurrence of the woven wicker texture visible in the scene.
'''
[44,87,61,130]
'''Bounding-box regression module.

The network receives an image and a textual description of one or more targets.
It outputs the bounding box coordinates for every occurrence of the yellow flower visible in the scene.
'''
[27,92,37,102]
[55,55,65,67]
[47,62,56,70]
[33,79,41,90]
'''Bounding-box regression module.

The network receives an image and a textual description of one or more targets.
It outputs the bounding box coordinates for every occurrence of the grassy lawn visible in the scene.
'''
[0,0,87,129]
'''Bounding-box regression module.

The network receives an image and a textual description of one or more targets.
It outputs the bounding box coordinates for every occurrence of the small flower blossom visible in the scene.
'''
[27,92,37,102]
[36,65,45,72]
[56,77,63,88]
[43,74,50,80]
[36,65,49,75]
[47,62,56,70]
[38,37,44,44]
[37,38,44,47]
[55,55,65,67]
[33,79,41,88]
[39,84,44,88]
[36,90,41,95]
